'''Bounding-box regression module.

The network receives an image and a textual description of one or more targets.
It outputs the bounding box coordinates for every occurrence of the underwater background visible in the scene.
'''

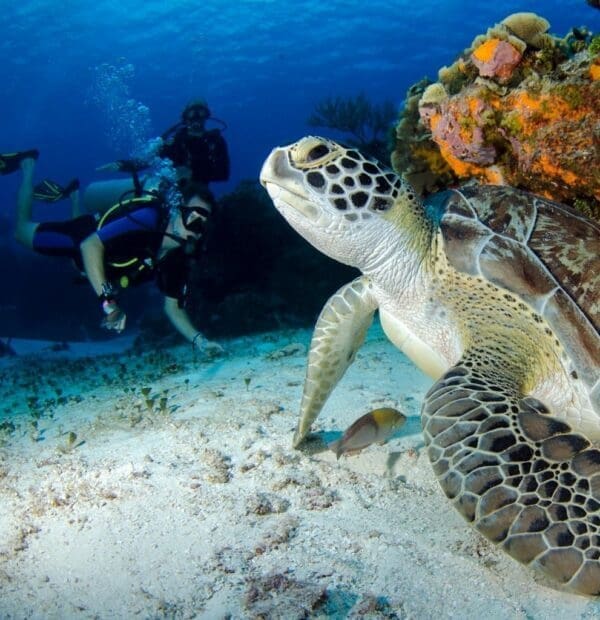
[1,4,600,616]
[1,0,597,342]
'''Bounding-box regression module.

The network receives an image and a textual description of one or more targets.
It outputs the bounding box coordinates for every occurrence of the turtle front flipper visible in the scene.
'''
[293,276,377,447]
[422,354,600,596]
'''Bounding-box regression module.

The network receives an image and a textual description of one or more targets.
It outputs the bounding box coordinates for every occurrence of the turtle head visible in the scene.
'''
[260,136,418,270]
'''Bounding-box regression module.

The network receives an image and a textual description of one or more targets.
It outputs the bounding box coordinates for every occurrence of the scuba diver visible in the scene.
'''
[0,149,222,355]
[97,98,230,187]
[160,98,230,185]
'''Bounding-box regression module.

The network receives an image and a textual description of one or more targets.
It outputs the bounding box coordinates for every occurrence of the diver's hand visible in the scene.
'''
[101,308,126,332]
[100,300,127,333]
[192,333,224,358]
[203,340,224,358]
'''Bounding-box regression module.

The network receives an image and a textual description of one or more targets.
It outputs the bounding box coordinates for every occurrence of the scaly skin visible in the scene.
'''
[260,136,600,595]
[294,276,377,447]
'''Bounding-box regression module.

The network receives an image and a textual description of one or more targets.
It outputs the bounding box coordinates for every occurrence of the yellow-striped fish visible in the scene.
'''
[328,407,406,459]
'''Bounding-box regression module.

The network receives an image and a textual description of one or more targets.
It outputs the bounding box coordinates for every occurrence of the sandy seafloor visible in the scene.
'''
[1,321,599,619]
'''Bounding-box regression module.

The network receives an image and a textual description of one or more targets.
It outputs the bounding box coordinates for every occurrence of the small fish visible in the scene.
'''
[328,407,406,459]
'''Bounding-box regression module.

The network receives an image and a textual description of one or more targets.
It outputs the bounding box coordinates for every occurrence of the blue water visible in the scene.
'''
[0,0,597,339]
[2,0,596,199]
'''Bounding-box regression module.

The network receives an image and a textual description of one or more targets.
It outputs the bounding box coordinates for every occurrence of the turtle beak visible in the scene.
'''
[260,148,288,186]
[260,148,320,221]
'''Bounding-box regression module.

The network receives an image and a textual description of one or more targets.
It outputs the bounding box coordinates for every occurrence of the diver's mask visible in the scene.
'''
[183,103,210,136]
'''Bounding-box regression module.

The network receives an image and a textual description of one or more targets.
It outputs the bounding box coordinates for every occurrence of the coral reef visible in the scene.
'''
[307,93,396,163]
[471,38,523,81]
[393,13,600,217]
[500,12,551,48]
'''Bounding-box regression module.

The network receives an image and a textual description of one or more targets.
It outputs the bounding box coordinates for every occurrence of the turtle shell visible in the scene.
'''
[435,185,599,405]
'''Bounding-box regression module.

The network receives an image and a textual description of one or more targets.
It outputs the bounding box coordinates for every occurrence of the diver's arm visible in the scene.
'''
[163,296,223,355]
[79,233,127,332]
[163,296,200,342]
[80,233,108,296]
[81,233,126,332]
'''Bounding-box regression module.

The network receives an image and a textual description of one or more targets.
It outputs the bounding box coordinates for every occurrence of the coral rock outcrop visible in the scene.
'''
[393,13,600,218]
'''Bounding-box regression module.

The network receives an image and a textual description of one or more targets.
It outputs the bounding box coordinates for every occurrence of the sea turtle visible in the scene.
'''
[260,136,600,595]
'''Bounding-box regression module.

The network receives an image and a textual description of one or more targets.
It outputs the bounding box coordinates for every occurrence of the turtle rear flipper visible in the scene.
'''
[422,355,600,595]
[293,276,377,447]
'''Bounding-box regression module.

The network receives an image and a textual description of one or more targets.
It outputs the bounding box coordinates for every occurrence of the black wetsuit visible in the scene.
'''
[160,128,230,184]
[32,205,190,302]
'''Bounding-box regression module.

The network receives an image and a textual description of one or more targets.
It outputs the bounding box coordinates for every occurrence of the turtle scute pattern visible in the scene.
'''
[446,185,600,332]
[422,355,600,595]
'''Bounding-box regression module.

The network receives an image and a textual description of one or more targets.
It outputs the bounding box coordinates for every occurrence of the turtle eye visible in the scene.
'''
[306,144,330,162]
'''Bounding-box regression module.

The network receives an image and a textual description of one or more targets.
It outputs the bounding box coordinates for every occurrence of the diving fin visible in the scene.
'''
[33,178,80,203]
[0,149,39,175]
